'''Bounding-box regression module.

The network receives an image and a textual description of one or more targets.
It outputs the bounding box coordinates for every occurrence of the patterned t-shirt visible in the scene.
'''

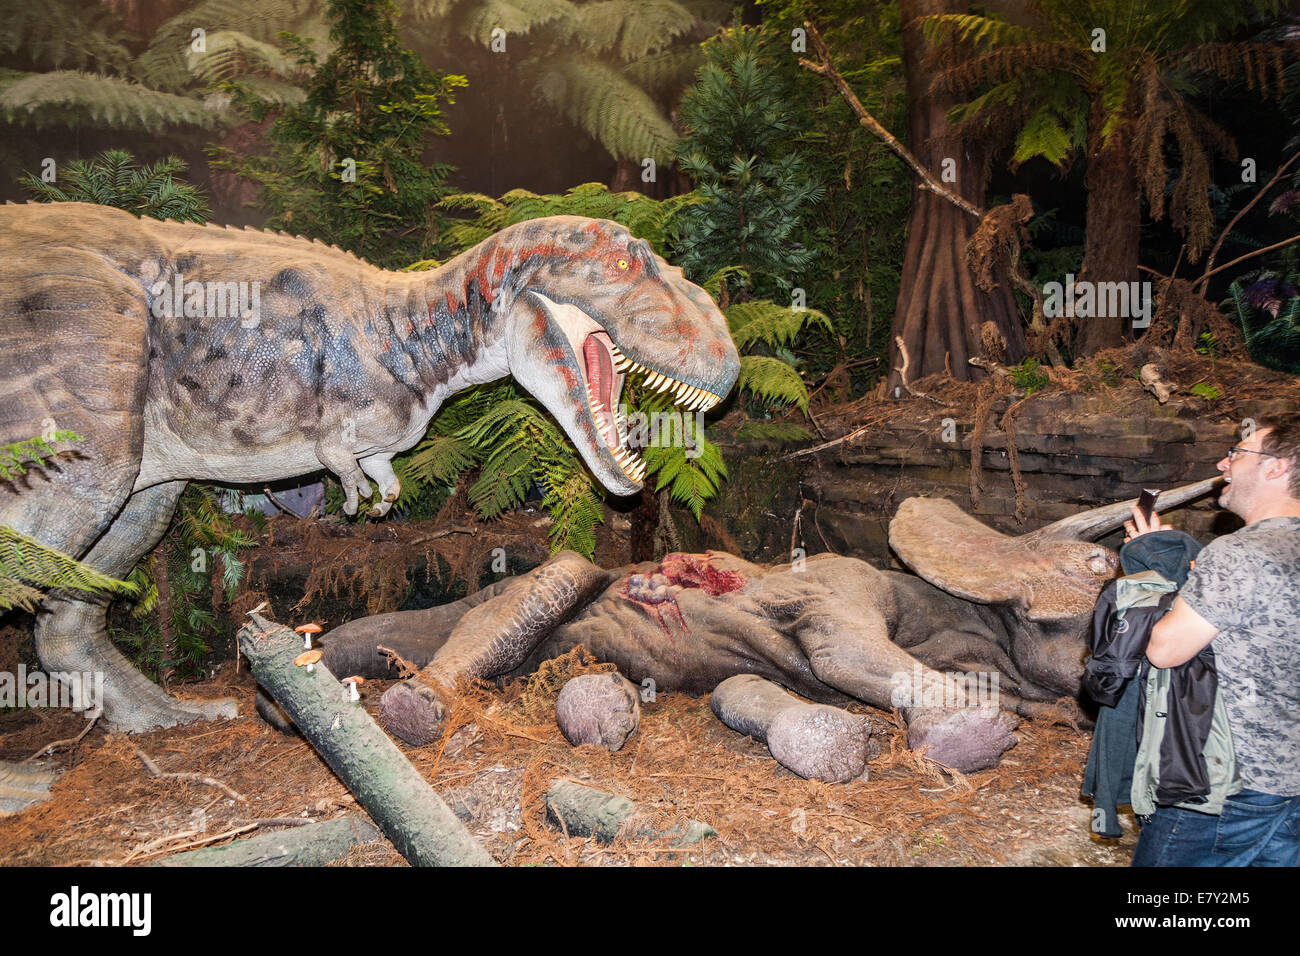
[1179,516,1300,796]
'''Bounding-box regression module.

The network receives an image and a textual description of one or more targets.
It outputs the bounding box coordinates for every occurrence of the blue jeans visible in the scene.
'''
[1132,789,1300,866]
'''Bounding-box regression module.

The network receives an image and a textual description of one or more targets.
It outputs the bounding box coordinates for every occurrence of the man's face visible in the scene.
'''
[1217,427,1274,518]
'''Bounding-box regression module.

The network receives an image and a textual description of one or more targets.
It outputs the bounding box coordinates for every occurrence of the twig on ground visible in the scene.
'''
[130,742,246,803]
[22,715,99,763]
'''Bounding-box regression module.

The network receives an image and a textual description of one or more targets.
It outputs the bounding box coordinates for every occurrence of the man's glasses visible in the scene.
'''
[1227,446,1281,462]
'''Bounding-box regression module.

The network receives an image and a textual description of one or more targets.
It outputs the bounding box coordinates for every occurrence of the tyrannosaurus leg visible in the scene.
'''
[379,551,611,745]
[35,480,237,732]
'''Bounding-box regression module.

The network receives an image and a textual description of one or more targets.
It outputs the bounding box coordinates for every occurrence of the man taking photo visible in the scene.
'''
[1125,411,1300,866]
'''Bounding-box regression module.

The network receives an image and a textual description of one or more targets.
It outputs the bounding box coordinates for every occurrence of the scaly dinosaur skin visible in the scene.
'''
[0,201,739,736]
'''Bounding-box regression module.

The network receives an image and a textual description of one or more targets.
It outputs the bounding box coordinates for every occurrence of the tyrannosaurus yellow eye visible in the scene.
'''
[617,258,629,270]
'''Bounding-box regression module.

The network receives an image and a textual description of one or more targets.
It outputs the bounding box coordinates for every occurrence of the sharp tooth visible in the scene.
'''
[655,378,674,394]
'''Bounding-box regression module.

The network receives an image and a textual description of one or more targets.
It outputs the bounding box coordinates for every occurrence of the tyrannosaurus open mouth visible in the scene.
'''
[580,329,724,483]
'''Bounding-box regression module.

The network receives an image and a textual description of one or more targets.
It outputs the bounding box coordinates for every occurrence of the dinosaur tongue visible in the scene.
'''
[583,332,614,404]
[583,332,618,443]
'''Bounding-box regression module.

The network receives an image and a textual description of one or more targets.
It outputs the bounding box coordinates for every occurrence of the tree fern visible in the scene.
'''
[137,0,324,92]
[532,55,679,163]
[0,70,222,131]
[573,0,693,61]
[0,0,135,75]
[454,0,578,46]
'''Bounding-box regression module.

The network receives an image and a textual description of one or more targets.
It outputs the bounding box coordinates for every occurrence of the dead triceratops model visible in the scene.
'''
[285,478,1218,781]
[0,201,739,814]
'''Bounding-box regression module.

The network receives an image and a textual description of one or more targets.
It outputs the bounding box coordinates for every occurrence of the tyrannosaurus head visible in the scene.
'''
[498,216,740,496]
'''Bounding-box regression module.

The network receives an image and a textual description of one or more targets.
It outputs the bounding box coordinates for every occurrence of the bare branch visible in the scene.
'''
[800,20,983,220]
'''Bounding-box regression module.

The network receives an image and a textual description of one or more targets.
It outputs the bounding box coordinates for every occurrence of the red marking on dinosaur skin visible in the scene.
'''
[406,318,416,335]
[444,291,458,314]
[492,248,510,284]
[616,553,746,657]
[541,347,577,390]
[618,574,690,656]
[659,552,746,595]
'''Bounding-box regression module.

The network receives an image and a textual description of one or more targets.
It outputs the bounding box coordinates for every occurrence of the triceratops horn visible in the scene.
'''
[1027,476,1223,542]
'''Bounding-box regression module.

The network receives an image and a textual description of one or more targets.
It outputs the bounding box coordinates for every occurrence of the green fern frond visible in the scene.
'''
[922,13,1036,51]
[458,0,579,46]
[0,577,44,613]
[187,30,300,84]
[0,430,82,482]
[138,0,321,91]
[0,526,137,603]
[1011,107,1076,167]
[698,264,750,300]
[640,409,726,522]
[402,433,481,486]
[0,71,223,131]
[621,44,704,93]
[574,0,694,60]
[736,355,811,412]
[539,468,603,555]
[0,0,135,75]
[726,299,833,350]
[735,421,815,446]
[532,55,679,163]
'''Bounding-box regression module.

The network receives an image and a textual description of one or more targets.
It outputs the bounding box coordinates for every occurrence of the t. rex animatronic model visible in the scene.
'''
[0,202,739,739]
[301,478,1219,778]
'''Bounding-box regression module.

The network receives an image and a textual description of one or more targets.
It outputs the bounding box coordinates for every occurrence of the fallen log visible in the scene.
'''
[151,815,383,867]
[237,612,496,867]
[545,779,716,846]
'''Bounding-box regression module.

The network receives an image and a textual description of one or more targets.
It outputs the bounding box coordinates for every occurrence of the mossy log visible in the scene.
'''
[237,612,495,867]
[151,815,383,867]
[545,779,716,846]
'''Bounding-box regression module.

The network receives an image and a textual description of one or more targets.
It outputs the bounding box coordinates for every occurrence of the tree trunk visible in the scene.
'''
[1077,103,1141,356]
[890,0,1025,386]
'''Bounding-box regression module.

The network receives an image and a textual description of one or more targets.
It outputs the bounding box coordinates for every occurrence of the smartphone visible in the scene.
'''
[1137,488,1161,522]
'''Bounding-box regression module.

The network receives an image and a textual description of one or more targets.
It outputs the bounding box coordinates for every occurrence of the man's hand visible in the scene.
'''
[1123,503,1172,543]
[1148,597,1219,668]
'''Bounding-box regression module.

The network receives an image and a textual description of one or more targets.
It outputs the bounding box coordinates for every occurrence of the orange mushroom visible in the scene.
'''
[342,675,365,702]
[294,649,323,673]
[294,623,323,649]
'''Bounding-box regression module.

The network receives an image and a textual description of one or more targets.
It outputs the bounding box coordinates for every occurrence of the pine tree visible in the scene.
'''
[671,25,825,296]
[212,0,466,267]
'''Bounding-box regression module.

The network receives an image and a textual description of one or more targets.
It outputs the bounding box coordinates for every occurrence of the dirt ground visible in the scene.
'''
[0,645,1139,867]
